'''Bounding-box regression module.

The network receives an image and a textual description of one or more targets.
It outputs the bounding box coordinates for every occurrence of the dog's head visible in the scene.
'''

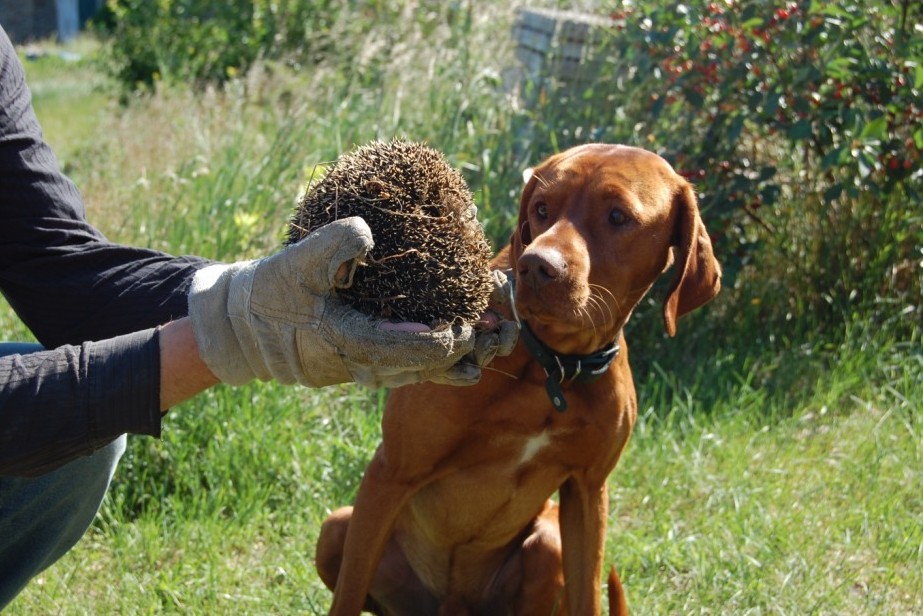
[507,143,721,351]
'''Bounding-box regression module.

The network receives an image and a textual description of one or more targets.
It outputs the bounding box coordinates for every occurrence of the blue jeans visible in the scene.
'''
[0,343,126,609]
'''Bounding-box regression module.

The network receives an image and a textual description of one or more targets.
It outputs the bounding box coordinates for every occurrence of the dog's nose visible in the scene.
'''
[518,249,567,289]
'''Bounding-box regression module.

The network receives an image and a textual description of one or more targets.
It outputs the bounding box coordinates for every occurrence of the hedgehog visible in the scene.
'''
[287,139,495,327]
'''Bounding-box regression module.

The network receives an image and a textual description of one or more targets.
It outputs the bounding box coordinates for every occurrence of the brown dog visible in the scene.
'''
[315,143,721,615]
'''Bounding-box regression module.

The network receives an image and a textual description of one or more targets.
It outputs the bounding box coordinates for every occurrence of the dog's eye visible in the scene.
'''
[609,209,629,226]
[535,202,549,219]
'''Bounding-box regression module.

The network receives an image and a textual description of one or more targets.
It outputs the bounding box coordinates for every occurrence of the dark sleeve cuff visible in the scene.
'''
[0,329,164,477]
[85,327,163,443]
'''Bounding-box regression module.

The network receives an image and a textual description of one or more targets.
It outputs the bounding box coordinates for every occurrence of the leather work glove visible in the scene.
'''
[427,268,519,385]
[188,216,515,389]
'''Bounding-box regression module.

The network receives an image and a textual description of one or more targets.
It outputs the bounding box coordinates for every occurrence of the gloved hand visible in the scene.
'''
[427,269,519,385]
[188,217,515,389]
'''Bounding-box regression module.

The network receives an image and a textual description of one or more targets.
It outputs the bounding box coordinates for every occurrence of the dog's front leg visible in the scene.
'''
[558,476,608,616]
[329,453,415,616]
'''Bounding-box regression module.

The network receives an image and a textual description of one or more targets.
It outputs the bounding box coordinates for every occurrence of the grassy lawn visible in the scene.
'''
[8,340,920,614]
[611,337,923,614]
[18,38,111,164]
[5,27,921,616]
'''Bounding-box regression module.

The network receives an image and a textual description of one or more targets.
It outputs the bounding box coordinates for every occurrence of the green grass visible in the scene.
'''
[5,15,922,616]
[18,37,111,164]
[610,333,923,614]
[8,331,920,614]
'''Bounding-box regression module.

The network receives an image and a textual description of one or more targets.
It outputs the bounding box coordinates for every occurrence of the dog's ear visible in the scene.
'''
[509,169,537,261]
[663,182,721,336]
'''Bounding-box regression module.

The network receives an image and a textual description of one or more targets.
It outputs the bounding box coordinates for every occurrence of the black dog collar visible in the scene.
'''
[519,319,620,412]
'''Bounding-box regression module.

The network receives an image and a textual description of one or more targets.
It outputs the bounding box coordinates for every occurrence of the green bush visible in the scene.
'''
[95,1,486,92]
[96,0,346,88]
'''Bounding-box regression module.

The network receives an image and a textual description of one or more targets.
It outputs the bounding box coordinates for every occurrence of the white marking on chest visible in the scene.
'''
[519,431,552,465]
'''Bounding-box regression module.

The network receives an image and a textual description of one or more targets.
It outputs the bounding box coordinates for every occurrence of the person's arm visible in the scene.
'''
[0,329,160,476]
[0,315,221,479]
[0,25,212,350]
[0,317,223,477]
[157,317,220,408]
[0,26,216,476]
[0,25,518,478]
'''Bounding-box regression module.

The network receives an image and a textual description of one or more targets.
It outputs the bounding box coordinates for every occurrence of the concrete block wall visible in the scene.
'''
[512,7,617,90]
[0,0,59,42]
[0,0,103,43]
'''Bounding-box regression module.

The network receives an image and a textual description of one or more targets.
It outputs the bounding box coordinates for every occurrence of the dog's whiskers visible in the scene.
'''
[588,284,617,325]
[456,359,519,380]
[479,364,520,379]
[576,303,601,339]
[584,294,605,322]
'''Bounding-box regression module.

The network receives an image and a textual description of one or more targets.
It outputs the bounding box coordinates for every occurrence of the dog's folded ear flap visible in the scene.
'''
[663,183,722,337]
[510,170,537,260]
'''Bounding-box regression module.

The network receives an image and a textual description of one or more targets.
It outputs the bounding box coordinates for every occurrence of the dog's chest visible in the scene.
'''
[505,416,604,471]
[518,430,551,464]
[476,373,621,476]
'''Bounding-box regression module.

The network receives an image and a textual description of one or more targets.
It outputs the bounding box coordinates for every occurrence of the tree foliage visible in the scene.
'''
[96,0,348,87]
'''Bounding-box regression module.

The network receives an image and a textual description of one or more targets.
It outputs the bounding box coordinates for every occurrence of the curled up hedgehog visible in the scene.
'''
[287,139,495,328]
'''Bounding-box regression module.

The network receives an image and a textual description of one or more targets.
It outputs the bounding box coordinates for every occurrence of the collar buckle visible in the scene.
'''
[519,320,620,412]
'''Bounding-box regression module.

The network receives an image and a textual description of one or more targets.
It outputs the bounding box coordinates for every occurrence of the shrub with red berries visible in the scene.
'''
[536,0,920,336]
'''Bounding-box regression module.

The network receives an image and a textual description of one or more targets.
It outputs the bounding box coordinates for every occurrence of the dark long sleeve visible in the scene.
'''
[0,330,162,477]
[0,27,210,347]
[0,25,214,476]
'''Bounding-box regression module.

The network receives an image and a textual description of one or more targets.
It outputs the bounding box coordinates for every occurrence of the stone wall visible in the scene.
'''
[512,7,617,93]
[0,0,57,43]
[0,0,104,43]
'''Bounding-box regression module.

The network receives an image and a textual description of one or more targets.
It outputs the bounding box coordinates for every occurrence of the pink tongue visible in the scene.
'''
[378,322,432,333]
